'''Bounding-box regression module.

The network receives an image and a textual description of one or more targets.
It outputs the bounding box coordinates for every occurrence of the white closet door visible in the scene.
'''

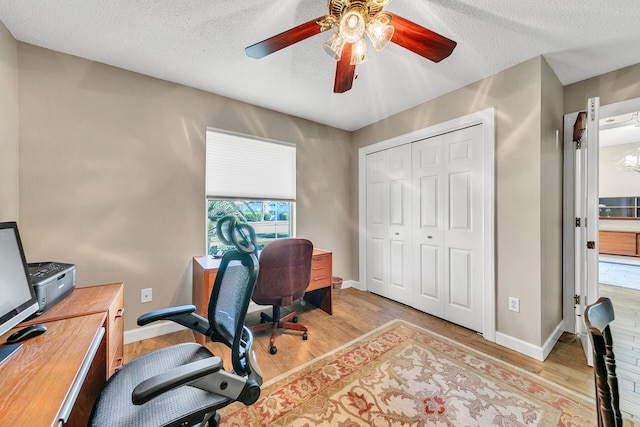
[443,125,484,330]
[412,124,484,332]
[412,135,445,317]
[365,144,412,305]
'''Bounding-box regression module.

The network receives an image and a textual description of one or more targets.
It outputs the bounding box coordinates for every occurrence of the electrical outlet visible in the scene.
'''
[141,288,152,303]
[508,297,520,313]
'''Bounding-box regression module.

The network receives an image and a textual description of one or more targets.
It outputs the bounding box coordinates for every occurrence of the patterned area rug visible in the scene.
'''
[219,320,597,426]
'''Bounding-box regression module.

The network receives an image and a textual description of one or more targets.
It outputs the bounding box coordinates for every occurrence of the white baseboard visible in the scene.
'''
[495,321,564,361]
[344,279,363,291]
[124,321,187,344]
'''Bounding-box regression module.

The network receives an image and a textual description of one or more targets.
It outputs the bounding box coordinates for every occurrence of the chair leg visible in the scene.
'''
[248,304,309,355]
[200,411,220,427]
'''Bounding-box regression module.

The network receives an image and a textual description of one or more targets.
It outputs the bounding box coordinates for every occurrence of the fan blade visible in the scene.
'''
[334,43,356,93]
[388,13,457,62]
[246,16,325,59]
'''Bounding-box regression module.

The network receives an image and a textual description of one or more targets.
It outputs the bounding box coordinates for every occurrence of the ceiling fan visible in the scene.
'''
[245,0,457,93]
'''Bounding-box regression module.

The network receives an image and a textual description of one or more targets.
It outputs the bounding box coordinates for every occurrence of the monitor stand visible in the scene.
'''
[0,343,22,364]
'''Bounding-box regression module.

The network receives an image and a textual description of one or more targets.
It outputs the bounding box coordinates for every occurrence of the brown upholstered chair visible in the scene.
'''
[584,297,623,427]
[248,238,313,355]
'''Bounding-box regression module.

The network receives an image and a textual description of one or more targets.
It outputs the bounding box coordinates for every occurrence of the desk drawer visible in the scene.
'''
[308,253,331,291]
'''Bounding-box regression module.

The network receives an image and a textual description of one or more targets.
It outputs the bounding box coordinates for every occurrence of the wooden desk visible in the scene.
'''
[193,248,333,345]
[0,283,124,426]
[21,283,125,377]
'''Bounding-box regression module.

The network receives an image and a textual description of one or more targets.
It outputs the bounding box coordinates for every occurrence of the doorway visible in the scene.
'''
[563,96,640,421]
[597,107,640,422]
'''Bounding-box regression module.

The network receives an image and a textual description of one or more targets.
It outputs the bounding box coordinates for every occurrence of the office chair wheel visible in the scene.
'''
[292,316,298,323]
[302,332,308,340]
[269,345,277,355]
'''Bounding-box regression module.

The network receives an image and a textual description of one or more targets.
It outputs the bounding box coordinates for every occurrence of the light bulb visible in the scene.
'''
[366,15,394,51]
[339,9,366,44]
[322,31,345,61]
[350,37,368,65]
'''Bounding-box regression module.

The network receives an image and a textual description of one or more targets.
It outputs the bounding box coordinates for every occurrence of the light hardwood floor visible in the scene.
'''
[124,287,595,399]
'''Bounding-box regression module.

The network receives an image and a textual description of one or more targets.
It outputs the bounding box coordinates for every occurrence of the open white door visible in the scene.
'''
[574,97,600,363]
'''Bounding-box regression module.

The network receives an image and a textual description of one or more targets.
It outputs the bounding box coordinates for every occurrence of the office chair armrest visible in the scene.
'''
[242,326,264,387]
[132,357,224,405]
[137,305,197,325]
[137,305,211,336]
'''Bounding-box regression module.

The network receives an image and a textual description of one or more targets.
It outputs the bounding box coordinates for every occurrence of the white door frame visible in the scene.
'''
[562,96,640,334]
[358,108,496,342]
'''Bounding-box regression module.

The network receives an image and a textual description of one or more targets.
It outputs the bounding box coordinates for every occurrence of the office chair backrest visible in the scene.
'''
[252,238,314,306]
[584,297,623,427]
[207,216,259,376]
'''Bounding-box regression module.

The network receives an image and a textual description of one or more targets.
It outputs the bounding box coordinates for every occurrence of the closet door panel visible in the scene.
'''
[449,248,472,308]
[418,245,442,318]
[386,145,413,305]
[412,136,445,314]
[449,172,472,231]
[366,144,412,304]
[366,151,389,297]
[443,125,484,331]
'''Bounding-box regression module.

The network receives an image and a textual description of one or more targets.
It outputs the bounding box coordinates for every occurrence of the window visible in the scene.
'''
[206,200,291,254]
[205,128,296,254]
[599,197,640,219]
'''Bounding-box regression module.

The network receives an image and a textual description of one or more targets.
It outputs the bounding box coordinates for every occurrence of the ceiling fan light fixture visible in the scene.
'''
[350,37,369,65]
[366,14,394,51]
[322,31,346,60]
[339,8,366,44]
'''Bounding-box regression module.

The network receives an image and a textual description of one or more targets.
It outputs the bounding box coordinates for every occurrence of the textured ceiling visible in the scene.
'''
[1,0,640,131]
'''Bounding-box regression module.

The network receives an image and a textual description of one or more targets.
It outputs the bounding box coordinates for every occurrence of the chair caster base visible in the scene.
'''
[302,332,308,340]
[269,345,277,355]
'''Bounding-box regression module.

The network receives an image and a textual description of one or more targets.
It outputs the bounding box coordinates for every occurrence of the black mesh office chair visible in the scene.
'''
[89,218,261,427]
[584,297,623,427]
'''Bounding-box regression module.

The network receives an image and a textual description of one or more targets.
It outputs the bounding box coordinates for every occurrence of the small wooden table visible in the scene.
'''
[193,248,333,345]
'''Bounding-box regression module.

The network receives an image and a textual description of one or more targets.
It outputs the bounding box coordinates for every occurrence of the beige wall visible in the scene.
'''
[352,56,563,346]
[600,142,640,197]
[539,59,564,341]
[0,22,18,221]
[564,63,640,114]
[599,141,640,233]
[17,43,353,331]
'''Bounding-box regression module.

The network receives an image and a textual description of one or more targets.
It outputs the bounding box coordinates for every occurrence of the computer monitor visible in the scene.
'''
[0,222,39,363]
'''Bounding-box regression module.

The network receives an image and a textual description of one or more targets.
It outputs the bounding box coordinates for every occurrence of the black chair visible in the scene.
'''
[248,238,314,355]
[89,219,261,427]
[584,297,623,427]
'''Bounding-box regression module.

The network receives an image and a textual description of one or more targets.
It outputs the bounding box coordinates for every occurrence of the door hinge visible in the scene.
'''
[575,140,582,149]
[575,217,581,227]
[589,99,596,121]
[574,295,581,305]
[587,241,596,249]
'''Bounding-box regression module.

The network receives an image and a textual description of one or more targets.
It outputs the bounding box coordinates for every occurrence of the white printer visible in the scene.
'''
[27,262,76,315]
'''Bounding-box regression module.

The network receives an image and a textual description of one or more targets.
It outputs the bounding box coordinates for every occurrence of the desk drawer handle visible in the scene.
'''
[311,266,324,271]
[114,357,124,370]
[115,308,124,318]
[313,276,326,281]
[312,257,322,261]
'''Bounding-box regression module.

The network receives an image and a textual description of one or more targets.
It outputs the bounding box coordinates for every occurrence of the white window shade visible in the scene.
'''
[206,128,296,201]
